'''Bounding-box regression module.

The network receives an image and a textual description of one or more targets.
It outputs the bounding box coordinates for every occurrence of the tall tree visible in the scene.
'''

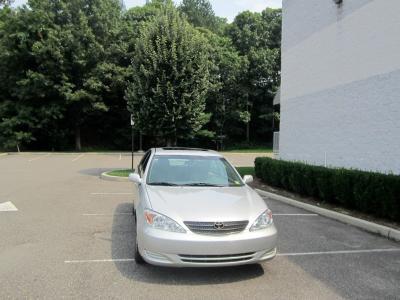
[198,28,249,148]
[226,8,282,144]
[0,4,64,151]
[121,0,163,59]
[179,0,226,34]
[125,2,211,146]
[0,0,126,151]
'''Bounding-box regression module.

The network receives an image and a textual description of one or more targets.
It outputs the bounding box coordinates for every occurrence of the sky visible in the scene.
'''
[12,0,282,23]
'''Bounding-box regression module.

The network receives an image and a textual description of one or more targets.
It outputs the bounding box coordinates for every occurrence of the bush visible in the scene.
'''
[236,166,255,177]
[254,157,400,222]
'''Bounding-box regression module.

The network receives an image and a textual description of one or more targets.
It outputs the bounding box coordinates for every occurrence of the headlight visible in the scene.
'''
[144,209,186,233]
[250,209,273,231]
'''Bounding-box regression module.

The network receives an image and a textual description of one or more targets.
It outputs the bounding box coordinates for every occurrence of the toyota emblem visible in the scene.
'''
[214,222,224,229]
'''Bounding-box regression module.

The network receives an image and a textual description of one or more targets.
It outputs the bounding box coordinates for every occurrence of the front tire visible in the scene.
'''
[134,215,145,264]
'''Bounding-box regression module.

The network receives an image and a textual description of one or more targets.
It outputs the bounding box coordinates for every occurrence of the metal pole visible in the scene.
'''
[131,126,135,171]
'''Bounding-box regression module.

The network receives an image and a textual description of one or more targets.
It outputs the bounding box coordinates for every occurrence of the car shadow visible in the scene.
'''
[111,202,265,285]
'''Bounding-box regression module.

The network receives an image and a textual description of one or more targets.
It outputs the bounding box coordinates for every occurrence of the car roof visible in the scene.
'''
[153,147,222,157]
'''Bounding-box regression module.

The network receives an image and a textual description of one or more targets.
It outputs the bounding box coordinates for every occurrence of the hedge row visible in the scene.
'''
[255,157,400,222]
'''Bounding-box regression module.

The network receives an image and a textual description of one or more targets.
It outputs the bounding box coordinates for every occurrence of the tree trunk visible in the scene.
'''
[246,101,250,144]
[166,134,177,147]
[139,132,143,151]
[246,122,250,144]
[166,138,172,147]
[75,125,82,151]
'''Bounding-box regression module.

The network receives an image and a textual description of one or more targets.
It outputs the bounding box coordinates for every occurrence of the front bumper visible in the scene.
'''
[138,224,277,267]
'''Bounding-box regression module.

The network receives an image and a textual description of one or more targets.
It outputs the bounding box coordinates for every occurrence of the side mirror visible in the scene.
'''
[129,173,142,184]
[243,175,253,184]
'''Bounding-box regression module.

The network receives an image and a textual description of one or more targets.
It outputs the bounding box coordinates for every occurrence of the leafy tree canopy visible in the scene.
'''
[225,8,282,142]
[126,2,211,146]
[0,0,281,151]
[198,28,249,144]
[227,8,282,54]
[0,0,127,150]
[179,0,226,34]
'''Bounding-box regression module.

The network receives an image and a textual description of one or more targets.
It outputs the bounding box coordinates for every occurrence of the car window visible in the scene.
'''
[147,155,243,187]
[138,150,151,175]
[141,151,151,173]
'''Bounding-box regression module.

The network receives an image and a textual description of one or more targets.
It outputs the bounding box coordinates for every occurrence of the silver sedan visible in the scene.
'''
[129,147,277,267]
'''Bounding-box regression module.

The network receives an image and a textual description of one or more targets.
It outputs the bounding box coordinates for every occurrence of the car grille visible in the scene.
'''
[178,252,255,264]
[184,220,249,235]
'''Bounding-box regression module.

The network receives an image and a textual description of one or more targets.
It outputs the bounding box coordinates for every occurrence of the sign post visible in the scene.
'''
[131,115,135,171]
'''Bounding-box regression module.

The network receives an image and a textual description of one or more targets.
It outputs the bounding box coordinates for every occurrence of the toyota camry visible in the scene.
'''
[129,147,277,267]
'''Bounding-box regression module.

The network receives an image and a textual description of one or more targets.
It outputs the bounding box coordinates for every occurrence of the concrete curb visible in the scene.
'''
[100,172,129,182]
[0,153,8,157]
[256,188,400,242]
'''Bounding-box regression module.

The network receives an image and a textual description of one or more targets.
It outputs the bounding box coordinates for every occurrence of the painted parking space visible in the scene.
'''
[63,192,400,299]
[264,196,400,253]
[27,153,51,162]
[63,196,400,299]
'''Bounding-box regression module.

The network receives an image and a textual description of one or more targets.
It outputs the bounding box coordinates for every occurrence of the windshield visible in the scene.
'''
[147,155,243,187]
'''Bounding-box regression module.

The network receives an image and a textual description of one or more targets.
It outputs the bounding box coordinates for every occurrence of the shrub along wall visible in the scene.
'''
[254,157,400,222]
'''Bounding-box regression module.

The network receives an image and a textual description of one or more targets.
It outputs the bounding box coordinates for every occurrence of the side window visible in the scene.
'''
[138,150,151,176]
[141,152,151,173]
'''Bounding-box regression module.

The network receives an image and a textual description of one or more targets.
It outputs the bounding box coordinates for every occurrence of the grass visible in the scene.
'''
[236,166,255,177]
[105,166,255,178]
[106,169,134,177]
[222,146,272,153]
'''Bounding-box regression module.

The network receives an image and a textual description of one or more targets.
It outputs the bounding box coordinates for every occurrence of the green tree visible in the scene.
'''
[226,11,262,55]
[198,28,248,148]
[226,8,282,144]
[0,0,126,151]
[179,0,226,34]
[120,0,163,68]
[0,5,63,150]
[125,2,211,146]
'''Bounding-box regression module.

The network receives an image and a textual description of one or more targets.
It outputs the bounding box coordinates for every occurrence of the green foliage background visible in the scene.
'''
[0,0,281,151]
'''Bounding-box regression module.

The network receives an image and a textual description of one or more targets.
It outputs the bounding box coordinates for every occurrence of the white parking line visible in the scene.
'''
[72,154,84,162]
[277,248,400,257]
[28,153,50,162]
[64,248,400,264]
[90,192,133,195]
[82,213,131,216]
[0,201,18,212]
[274,213,318,216]
[119,153,122,160]
[65,258,135,264]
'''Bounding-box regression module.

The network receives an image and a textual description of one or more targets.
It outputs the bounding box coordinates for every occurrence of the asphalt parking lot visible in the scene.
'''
[0,153,399,299]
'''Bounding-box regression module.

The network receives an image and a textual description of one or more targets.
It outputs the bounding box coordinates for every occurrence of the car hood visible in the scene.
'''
[145,185,267,223]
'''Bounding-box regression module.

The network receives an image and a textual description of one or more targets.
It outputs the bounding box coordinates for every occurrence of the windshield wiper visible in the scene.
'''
[148,182,179,186]
[182,182,224,187]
